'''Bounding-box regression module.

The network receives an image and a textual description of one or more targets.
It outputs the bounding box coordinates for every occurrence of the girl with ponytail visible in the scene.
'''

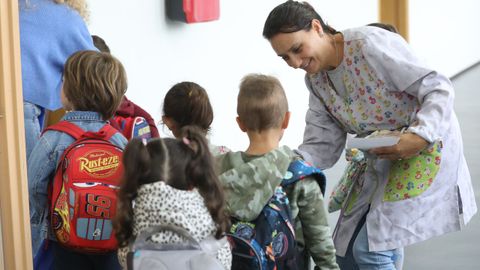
[114,126,231,269]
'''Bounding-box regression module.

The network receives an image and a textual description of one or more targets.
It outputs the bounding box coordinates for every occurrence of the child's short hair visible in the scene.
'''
[237,74,288,131]
[163,82,213,133]
[63,50,127,120]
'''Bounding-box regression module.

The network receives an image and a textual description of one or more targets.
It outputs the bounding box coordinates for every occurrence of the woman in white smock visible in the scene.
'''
[262,1,477,269]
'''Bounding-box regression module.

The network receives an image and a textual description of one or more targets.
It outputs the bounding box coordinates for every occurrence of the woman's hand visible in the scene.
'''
[369,132,429,160]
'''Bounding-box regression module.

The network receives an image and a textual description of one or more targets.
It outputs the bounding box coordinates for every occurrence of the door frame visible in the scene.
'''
[0,0,33,269]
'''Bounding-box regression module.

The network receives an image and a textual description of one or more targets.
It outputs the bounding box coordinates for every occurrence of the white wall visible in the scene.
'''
[86,0,377,229]
[85,0,480,150]
[409,0,480,77]
[87,0,377,152]
[86,1,480,229]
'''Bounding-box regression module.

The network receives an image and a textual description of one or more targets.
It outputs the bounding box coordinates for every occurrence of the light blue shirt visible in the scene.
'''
[19,0,96,110]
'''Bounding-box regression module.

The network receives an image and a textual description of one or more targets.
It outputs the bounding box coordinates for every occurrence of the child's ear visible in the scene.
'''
[162,116,175,132]
[281,111,291,129]
[236,116,248,132]
[60,86,73,111]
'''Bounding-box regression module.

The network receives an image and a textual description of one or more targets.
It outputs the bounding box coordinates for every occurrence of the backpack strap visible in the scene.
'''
[265,187,297,236]
[131,225,201,252]
[281,159,327,196]
[44,121,119,141]
[107,117,122,132]
[43,121,86,140]
[98,123,120,141]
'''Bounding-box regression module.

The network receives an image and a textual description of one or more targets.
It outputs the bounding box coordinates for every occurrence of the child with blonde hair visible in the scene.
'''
[217,74,338,270]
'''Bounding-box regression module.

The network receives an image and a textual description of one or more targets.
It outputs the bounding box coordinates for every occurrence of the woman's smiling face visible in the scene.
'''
[268,19,333,74]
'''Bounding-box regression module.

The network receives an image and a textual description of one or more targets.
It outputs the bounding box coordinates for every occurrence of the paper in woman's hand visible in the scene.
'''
[346,136,399,150]
[346,130,401,150]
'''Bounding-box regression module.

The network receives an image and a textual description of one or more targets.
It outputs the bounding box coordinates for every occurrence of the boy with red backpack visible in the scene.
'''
[27,50,128,270]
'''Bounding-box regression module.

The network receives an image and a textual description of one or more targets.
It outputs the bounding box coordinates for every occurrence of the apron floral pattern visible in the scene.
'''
[308,39,420,137]
[384,141,442,201]
[308,38,433,205]
[328,149,366,213]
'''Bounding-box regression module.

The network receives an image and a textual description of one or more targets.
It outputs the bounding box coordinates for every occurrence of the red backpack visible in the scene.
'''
[44,121,124,253]
[111,115,152,141]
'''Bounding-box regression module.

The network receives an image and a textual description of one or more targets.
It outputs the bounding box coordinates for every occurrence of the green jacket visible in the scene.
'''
[216,146,339,269]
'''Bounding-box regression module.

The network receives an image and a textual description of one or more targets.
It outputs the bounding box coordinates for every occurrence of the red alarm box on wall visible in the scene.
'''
[166,0,220,23]
[184,0,219,23]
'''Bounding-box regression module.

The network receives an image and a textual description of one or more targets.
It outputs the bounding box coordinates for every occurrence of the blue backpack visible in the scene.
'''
[227,160,326,270]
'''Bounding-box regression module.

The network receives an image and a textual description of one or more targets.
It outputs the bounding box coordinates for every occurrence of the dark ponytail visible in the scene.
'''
[114,138,169,247]
[178,126,229,238]
[114,139,148,247]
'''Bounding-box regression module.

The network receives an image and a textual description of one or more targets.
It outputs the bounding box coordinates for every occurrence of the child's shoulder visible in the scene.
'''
[214,150,241,174]
[216,148,290,189]
[40,124,76,146]
[209,144,230,157]
[288,175,323,196]
[217,146,293,173]
[45,119,127,149]
[283,158,326,196]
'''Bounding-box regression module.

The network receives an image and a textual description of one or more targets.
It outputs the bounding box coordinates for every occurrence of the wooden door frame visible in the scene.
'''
[0,0,33,269]
[379,0,409,41]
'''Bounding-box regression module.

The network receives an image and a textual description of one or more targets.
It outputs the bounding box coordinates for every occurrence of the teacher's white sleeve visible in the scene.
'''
[363,29,454,142]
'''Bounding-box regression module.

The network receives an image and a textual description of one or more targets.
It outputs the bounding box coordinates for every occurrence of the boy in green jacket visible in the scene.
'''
[216,74,339,269]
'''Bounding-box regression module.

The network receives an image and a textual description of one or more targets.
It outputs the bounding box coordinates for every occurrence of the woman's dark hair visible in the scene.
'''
[366,22,398,33]
[163,82,213,134]
[114,126,229,247]
[263,0,337,39]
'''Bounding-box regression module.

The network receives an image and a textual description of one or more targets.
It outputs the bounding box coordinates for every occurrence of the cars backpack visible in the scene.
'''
[127,225,226,270]
[227,159,326,270]
[44,121,124,253]
[111,115,152,141]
